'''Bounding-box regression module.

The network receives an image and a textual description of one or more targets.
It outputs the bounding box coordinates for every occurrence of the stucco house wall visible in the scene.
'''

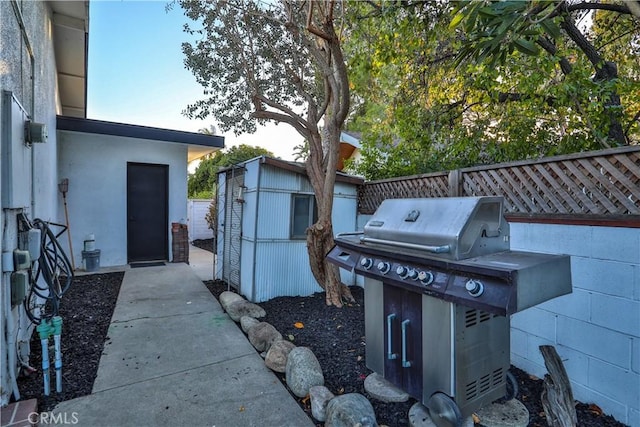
[57,130,189,267]
[0,1,67,405]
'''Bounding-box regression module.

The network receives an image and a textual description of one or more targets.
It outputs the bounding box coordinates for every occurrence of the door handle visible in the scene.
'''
[402,319,412,368]
[387,313,397,360]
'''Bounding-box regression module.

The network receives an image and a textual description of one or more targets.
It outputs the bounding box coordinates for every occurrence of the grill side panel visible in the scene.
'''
[454,306,510,418]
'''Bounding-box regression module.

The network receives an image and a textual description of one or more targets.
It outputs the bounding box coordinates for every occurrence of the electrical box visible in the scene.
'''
[25,121,47,143]
[13,249,30,270]
[27,228,41,260]
[2,91,32,208]
[11,272,27,306]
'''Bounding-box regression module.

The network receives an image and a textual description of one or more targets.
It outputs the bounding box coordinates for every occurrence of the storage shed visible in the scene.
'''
[216,156,363,302]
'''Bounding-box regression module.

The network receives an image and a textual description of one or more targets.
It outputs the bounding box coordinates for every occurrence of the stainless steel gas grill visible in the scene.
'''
[327,197,572,427]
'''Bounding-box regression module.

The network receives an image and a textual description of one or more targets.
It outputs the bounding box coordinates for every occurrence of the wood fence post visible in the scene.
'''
[448,169,462,197]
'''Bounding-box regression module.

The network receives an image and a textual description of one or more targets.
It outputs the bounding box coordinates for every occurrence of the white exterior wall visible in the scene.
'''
[187,199,213,241]
[0,1,61,405]
[0,2,60,406]
[57,131,188,267]
[509,223,639,426]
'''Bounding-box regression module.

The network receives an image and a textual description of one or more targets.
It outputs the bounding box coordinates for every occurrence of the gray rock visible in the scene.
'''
[248,322,282,352]
[309,386,334,422]
[225,300,266,322]
[240,316,260,333]
[408,402,473,427]
[219,291,244,311]
[325,393,378,427]
[364,372,409,403]
[475,399,529,427]
[265,339,296,373]
[285,347,324,398]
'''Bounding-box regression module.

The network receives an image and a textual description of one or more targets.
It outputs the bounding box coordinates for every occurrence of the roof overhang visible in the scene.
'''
[50,1,89,118]
[219,156,364,186]
[57,116,224,160]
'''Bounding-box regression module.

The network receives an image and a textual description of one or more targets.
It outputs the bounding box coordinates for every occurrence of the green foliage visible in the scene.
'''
[187,144,273,198]
[344,1,639,180]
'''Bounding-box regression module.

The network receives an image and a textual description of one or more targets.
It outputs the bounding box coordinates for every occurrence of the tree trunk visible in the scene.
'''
[306,219,354,307]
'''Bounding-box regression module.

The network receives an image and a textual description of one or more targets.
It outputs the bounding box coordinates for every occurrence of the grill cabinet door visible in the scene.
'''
[383,285,423,399]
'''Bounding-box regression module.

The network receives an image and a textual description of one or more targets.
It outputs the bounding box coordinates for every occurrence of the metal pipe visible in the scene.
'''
[37,321,51,396]
[359,236,451,254]
[3,212,21,401]
[52,316,63,392]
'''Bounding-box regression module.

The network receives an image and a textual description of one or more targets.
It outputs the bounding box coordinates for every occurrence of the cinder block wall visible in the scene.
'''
[509,223,639,426]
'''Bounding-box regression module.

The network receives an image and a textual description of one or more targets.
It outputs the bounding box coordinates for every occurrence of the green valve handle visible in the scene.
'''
[52,316,63,335]
[37,321,52,340]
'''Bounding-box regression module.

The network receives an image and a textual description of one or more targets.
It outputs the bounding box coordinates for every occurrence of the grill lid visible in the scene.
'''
[362,197,510,260]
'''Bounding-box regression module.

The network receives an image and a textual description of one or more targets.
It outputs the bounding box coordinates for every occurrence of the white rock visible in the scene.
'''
[285,347,324,398]
[325,393,377,427]
[309,385,334,422]
[219,291,244,311]
[265,339,296,373]
[247,322,282,352]
[240,316,260,333]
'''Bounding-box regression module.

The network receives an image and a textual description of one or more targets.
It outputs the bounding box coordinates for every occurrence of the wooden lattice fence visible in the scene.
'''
[358,146,640,226]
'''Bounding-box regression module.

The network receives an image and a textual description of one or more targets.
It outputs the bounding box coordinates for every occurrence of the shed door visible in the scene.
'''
[127,163,168,262]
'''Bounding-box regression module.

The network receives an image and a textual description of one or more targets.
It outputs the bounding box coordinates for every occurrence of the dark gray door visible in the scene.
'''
[127,163,168,262]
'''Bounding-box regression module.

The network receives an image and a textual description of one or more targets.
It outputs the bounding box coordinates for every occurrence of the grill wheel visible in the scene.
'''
[427,392,462,427]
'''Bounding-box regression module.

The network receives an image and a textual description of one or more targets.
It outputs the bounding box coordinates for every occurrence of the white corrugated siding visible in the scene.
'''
[253,241,320,302]
[221,157,360,301]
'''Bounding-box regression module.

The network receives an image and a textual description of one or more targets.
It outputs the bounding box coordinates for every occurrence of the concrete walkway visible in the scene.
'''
[50,246,313,427]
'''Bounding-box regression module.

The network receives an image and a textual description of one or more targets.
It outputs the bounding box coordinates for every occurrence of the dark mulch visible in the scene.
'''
[13,241,626,426]
[16,272,124,413]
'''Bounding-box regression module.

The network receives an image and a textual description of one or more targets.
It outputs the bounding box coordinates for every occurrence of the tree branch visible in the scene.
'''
[536,36,573,75]
[566,2,636,15]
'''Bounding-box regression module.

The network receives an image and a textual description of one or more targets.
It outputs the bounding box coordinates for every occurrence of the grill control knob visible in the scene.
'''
[377,261,391,275]
[396,266,409,278]
[465,279,484,297]
[418,271,434,286]
[360,257,373,270]
[408,269,419,280]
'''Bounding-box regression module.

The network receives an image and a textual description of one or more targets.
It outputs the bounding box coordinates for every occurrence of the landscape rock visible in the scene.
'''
[265,339,296,373]
[248,322,282,352]
[309,386,335,422]
[474,399,529,427]
[240,316,260,333]
[325,393,378,427]
[225,300,266,322]
[219,291,244,311]
[285,347,324,398]
[408,402,473,427]
[364,372,409,403]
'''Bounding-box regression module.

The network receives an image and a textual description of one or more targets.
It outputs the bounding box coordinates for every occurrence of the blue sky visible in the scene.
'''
[87,0,302,160]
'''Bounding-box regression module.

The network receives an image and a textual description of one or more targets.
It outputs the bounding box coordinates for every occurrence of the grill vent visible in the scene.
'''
[464,309,495,328]
[464,368,504,401]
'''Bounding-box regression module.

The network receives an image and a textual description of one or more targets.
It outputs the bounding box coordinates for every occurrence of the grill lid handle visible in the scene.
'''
[360,236,451,254]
